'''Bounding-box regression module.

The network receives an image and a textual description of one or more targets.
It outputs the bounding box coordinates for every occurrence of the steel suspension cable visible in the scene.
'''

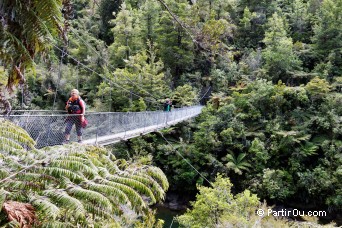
[198,86,211,103]
[52,44,156,103]
[52,46,68,110]
[38,19,159,105]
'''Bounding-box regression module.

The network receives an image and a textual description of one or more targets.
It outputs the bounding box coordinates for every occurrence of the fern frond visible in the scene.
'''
[0,129,35,149]
[28,195,60,219]
[0,137,24,151]
[294,134,311,143]
[145,166,169,190]
[67,186,112,210]
[50,159,97,179]
[125,173,165,201]
[92,221,121,228]
[0,189,10,208]
[0,30,34,65]
[99,179,146,211]
[98,166,111,178]
[0,120,35,152]
[2,156,24,169]
[107,162,122,174]
[99,156,122,174]
[2,220,20,228]
[40,221,74,228]
[108,175,157,204]
[84,181,130,206]
[0,144,19,155]
[0,119,169,226]
[43,189,86,219]
[300,142,318,157]
[0,168,10,179]
[236,153,248,163]
[2,180,43,191]
[43,167,85,183]
[35,0,63,36]
[84,204,115,220]
[16,172,44,181]
[238,162,252,170]
[88,156,105,167]
[56,155,99,172]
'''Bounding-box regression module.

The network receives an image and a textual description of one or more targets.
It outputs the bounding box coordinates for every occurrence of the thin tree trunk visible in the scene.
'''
[0,88,11,115]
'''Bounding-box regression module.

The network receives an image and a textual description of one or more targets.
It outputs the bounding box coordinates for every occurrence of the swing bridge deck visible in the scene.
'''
[5,106,203,148]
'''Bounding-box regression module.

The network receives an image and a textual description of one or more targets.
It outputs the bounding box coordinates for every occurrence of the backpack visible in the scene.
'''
[67,97,86,114]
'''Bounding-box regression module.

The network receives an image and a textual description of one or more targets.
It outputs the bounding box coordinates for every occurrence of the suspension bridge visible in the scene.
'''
[6,106,203,148]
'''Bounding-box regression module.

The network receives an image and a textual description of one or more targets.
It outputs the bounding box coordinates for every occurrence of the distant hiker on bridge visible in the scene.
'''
[64,89,86,144]
[163,98,172,112]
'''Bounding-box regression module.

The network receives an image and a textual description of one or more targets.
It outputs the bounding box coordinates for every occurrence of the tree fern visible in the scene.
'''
[226,153,252,175]
[83,181,130,206]
[28,194,60,220]
[105,175,157,204]
[124,173,166,201]
[0,0,63,94]
[66,186,113,210]
[43,167,86,183]
[0,168,9,179]
[0,119,169,226]
[0,119,35,150]
[98,178,146,211]
[299,142,318,157]
[50,159,98,179]
[145,166,169,190]
[40,221,74,228]
[43,189,86,219]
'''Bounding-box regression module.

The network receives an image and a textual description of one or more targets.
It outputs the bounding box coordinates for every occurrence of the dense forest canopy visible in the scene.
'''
[0,0,341,227]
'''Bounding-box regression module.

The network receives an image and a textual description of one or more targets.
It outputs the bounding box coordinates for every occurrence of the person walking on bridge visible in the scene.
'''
[163,98,172,112]
[64,89,86,144]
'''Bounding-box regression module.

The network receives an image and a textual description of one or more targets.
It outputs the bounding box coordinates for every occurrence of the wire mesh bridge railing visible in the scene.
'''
[5,106,203,148]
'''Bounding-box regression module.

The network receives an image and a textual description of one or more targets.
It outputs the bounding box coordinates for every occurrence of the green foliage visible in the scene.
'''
[262,12,302,82]
[0,0,63,88]
[109,2,142,68]
[172,84,197,107]
[107,50,170,111]
[239,7,257,30]
[183,79,341,208]
[200,19,236,55]
[0,119,169,226]
[156,0,194,86]
[305,76,331,96]
[135,0,162,49]
[261,169,295,201]
[177,174,296,228]
[236,7,259,47]
[310,0,342,79]
[98,0,122,44]
[1,0,341,225]
[225,153,251,175]
[288,0,312,43]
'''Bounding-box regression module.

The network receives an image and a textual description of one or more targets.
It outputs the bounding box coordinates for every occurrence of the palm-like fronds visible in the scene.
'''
[0,0,63,89]
[0,118,35,151]
[226,153,251,175]
[43,189,85,217]
[299,142,318,157]
[0,119,169,226]
[28,194,60,220]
